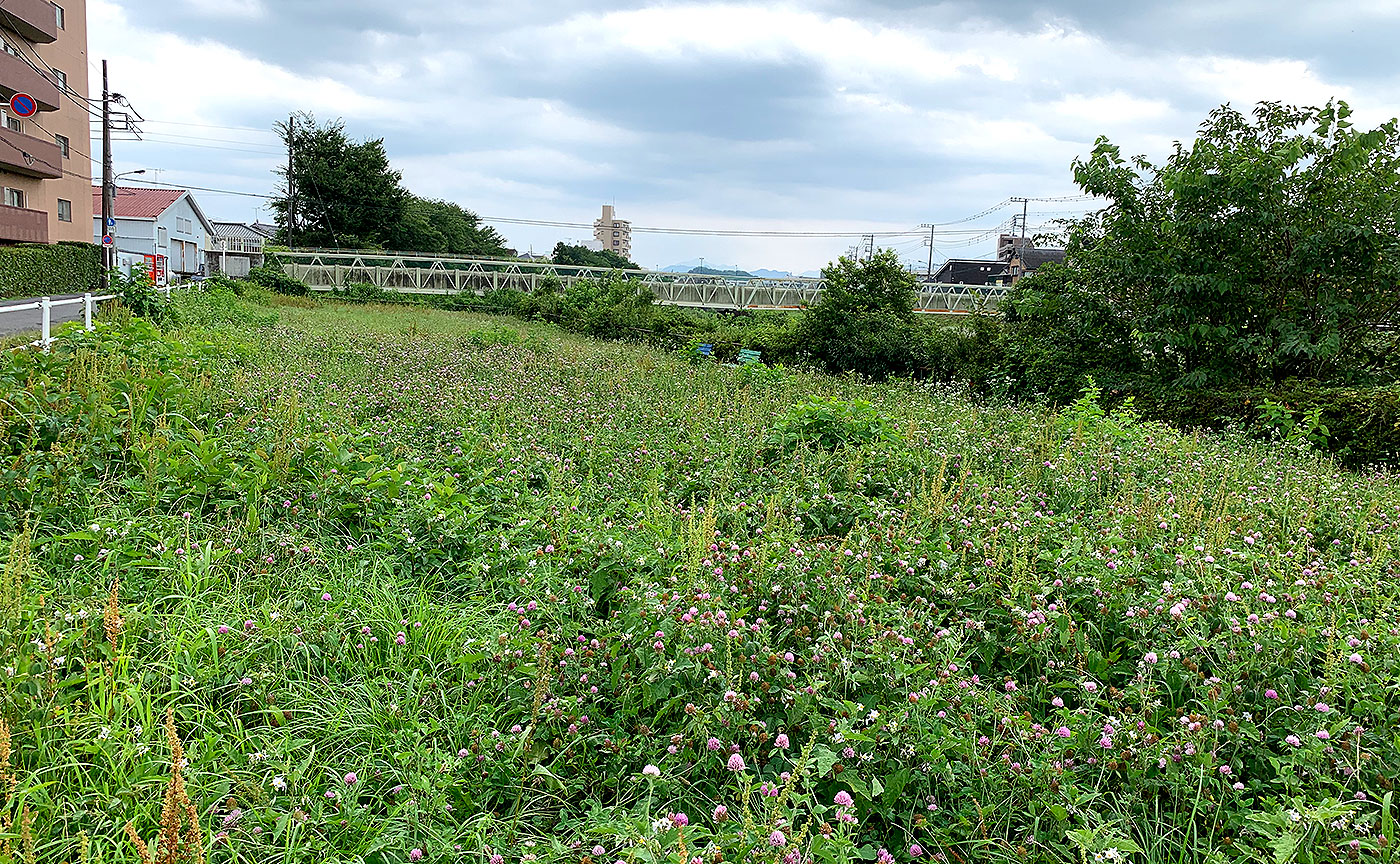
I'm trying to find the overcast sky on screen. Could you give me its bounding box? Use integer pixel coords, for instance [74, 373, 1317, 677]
[91, 0, 1400, 274]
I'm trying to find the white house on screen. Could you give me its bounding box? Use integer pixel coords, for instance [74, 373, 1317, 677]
[207, 222, 267, 278]
[92, 186, 215, 280]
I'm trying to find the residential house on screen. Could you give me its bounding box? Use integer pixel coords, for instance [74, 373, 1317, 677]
[931, 258, 1010, 286]
[997, 233, 1065, 282]
[207, 221, 266, 277]
[931, 235, 1067, 286]
[92, 186, 214, 280]
[0, 0, 92, 244]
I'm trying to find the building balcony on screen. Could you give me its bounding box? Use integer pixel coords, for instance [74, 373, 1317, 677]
[1, 0, 59, 44]
[0, 203, 48, 243]
[0, 50, 61, 112]
[0, 126, 61, 178]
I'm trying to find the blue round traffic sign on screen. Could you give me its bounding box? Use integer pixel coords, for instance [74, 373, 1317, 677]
[9, 93, 37, 118]
[102, 234, 113, 247]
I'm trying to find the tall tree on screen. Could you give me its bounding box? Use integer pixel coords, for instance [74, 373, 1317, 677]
[272, 113, 509, 256]
[272, 113, 409, 249]
[1065, 100, 1400, 386]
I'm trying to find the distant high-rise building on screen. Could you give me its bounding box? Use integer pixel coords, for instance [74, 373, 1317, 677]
[593, 204, 631, 259]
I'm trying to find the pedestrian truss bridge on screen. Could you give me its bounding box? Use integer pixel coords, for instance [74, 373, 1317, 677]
[279, 251, 1007, 315]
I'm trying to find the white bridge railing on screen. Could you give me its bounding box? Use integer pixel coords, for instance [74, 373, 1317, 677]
[278, 250, 1008, 315]
[1, 285, 184, 352]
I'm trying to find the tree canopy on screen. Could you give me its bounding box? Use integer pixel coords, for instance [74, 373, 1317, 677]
[271, 113, 508, 257]
[1055, 100, 1400, 388]
[550, 242, 637, 270]
[798, 249, 920, 375]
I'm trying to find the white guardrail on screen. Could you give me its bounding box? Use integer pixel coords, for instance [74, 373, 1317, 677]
[0, 285, 183, 352]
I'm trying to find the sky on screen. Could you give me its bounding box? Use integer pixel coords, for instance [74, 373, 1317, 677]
[89, 0, 1400, 274]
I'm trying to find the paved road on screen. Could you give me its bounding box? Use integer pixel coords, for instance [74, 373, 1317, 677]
[0, 294, 88, 339]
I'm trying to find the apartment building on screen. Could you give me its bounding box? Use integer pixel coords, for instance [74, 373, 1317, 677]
[592, 204, 632, 259]
[0, 0, 90, 245]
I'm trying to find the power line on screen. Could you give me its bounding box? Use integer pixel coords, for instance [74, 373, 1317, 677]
[0, 3, 103, 120]
[143, 119, 278, 135]
[480, 216, 926, 238]
[134, 131, 282, 149]
[88, 134, 281, 156]
[118, 177, 275, 199]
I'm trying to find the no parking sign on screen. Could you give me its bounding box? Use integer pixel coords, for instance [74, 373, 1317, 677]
[8, 93, 37, 118]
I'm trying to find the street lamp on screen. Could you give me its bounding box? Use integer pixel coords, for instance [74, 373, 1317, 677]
[102, 170, 146, 283]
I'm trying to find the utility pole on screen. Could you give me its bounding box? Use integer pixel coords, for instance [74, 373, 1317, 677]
[1009, 197, 1029, 242]
[286, 113, 297, 244]
[920, 223, 935, 277]
[100, 60, 113, 292]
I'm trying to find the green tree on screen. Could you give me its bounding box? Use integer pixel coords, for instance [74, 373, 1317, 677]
[551, 242, 638, 270]
[799, 249, 919, 376]
[271, 113, 409, 249]
[271, 113, 509, 257]
[1066, 100, 1400, 386]
[999, 261, 1141, 401]
[391, 197, 509, 257]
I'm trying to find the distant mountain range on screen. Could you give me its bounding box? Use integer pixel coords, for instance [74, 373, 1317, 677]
[659, 261, 799, 279]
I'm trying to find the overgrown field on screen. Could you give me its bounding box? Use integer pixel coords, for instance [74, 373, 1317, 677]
[2, 290, 1399, 864]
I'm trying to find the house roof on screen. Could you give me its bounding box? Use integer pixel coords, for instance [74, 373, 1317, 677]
[91, 187, 217, 236]
[212, 221, 266, 241]
[249, 222, 279, 238]
[1019, 247, 1066, 270]
[93, 187, 183, 219]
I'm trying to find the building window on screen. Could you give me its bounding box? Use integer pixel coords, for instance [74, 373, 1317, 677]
[5, 114, 21, 133]
[612, 231, 619, 237]
[2, 42, 19, 59]
[57, 198, 71, 222]
[53, 68, 66, 90]
[158, 226, 168, 246]
[5, 188, 25, 208]
[176, 217, 192, 234]
[54, 4, 65, 30]
[55, 134, 68, 157]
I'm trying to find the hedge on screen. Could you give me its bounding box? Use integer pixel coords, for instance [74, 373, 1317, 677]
[0, 242, 102, 300]
[1140, 382, 1400, 468]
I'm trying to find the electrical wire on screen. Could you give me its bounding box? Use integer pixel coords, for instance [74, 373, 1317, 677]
[0, 2, 104, 120]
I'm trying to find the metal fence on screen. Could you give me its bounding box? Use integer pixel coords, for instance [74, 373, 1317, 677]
[0, 285, 183, 352]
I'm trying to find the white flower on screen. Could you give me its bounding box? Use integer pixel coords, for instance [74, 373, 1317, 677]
[272, 776, 287, 791]
[642, 764, 661, 777]
[99, 726, 111, 740]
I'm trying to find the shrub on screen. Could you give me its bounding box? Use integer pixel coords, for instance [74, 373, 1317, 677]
[1139, 382, 1400, 467]
[998, 262, 1142, 403]
[0, 242, 101, 299]
[798, 250, 919, 378]
[248, 263, 309, 296]
[109, 267, 169, 324]
[764, 397, 901, 453]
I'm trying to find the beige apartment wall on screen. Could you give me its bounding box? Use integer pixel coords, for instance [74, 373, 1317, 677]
[32, 0, 90, 242]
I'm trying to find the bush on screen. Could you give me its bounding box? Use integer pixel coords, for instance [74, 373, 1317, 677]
[334, 281, 392, 303]
[0, 242, 101, 299]
[998, 262, 1141, 403]
[798, 250, 919, 378]
[1139, 382, 1400, 467]
[763, 396, 902, 453]
[248, 263, 309, 296]
[109, 267, 169, 324]
[903, 315, 1004, 387]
